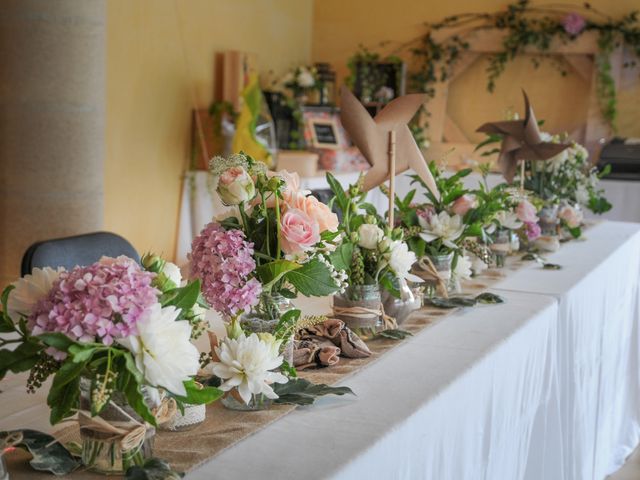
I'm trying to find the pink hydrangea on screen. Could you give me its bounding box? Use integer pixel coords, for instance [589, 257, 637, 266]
[29, 256, 159, 346]
[189, 222, 261, 317]
[525, 221, 542, 241]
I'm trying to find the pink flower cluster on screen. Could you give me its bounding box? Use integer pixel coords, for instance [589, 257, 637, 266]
[525, 222, 541, 241]
[189, 221, 261, 317]
[29, 256, 159, 346]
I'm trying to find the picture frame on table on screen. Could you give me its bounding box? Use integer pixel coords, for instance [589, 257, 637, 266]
[307, 118, 340, 149]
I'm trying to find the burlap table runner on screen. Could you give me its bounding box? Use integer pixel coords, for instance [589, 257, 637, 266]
[4, 254, 529, 478]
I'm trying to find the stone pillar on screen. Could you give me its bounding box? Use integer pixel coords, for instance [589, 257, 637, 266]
[0, 0, 105, 286]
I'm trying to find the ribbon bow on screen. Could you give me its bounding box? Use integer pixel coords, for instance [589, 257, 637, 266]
[416, 256, 450, 299]
[476, 90, 570, 183]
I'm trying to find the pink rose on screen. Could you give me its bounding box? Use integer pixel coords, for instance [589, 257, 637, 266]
[285, 192, 338, 233]
[525, 222, 541, 241]
[280, 208, 320, 255]
[516, 200, 538, 223]
[451, 195, 476, 216]
[217, 166, 255, 205]
[562, 13, 586, 36]
[558, 205, 583, 228]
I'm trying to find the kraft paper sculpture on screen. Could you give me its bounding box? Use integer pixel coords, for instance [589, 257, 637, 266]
[476, 90, 570, 183]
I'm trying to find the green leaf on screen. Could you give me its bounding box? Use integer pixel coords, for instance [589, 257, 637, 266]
[568, 226, 582, 239]
[376, 329, 413, 340]
[329, 243, 353, 272]
[425, 296, 477, 309]
[4, 429, 79, 475]
[172, 379, 223, 405]
[273, 378, 354, 405]
[475, 292, 505, 304]
[68, 344, 99, 363]
[125, 457, 184, 480]
[0, 341, 43, 375]
[123, 351, 144, 384]
[47, 360, 85, 424]
[49, 376, 80, 425]
[256, 260, 302, 290]
[124, 378, 157, 427]
[161, 280, 201, 312]
[543, 263, 562, 270]
[278, 288, 297, 299]
[38, 332, 77, 352]
[326, 172, 349, 213]
[0, 285, 15, 333]
[287, 259, 338, 296]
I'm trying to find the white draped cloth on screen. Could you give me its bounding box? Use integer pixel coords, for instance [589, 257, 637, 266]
[187, 221, 640, 480]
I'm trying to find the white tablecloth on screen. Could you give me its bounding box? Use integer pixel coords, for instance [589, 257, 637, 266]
[492, 221, 640, 479]
[191, 290, 560, 480]
[3, 221, 639, 479]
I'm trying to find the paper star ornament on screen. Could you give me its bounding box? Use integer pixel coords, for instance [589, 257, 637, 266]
[340, 86, 439, 197]
[476, 90, 570, 183]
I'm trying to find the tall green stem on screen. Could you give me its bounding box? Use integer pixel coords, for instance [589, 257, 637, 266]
[275, 194, 282, 260]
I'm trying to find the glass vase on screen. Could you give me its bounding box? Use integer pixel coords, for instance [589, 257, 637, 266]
[538, 204, 559, 236]
[241, 292, 295, 366]
[490, 229, 511, 268]
[381, 279, 422, 325]
[417, 252, 454, 298]
[221, 392, 273, 411]
[79, 378, 154, 474]
[333, 284, 383, 339]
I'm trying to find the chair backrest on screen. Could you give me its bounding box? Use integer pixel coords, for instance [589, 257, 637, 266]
[21, 231, 139, 276]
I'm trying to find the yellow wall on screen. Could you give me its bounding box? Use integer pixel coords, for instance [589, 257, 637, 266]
[105, 0, 313, 260]
[312, 0, 640, 143]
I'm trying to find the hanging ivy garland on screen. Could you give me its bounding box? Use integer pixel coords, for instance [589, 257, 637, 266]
[349, 0, 640, 135]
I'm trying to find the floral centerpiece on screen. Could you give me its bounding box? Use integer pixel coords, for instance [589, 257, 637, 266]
[188, 153, 346, 403]
[0, 255, 221, 474]
[519, 134, 610, 239]
[392, 162, 487, 294]
[326, 173, 420, 333]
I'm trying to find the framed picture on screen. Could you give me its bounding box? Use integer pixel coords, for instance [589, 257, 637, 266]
[307, 118, 340, 149]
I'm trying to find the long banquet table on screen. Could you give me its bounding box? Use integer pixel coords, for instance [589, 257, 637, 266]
[2, 221, 640, 479]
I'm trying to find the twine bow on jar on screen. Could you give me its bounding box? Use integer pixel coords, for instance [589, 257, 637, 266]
[416, 256, 450, 298]
[78, 407, 147, 453]
[332, 304, 397, 330]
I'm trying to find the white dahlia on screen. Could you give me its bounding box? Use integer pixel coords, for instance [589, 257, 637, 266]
[7, 267, 63, 322]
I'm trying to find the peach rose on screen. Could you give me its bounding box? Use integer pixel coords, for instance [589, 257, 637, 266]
[285, 192, 338, 233]
[516, 200, 538, 223]
[451, 195, 476, 216]
[280, 208, 320, 255]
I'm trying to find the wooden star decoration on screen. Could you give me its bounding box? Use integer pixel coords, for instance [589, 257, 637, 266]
[476, 90, 570, 183]
[340, 86, 439, 198]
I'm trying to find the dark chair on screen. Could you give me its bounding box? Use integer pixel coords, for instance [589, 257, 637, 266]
[21, 231, 139, 276]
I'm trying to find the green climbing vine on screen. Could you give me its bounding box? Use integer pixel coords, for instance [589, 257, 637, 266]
[350, 0, 640, 134]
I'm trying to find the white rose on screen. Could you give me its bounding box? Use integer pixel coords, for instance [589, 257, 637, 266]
[162, 261, 182, 287]
[386, 240, 419, 282]
[217, 166, 256, 206]
[118, 304, 200, 397]
[7, 267, 63, 322]
[357, 224, 384, 250]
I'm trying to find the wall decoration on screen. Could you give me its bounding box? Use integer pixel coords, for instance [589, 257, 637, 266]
[308, 118, 340, 149]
